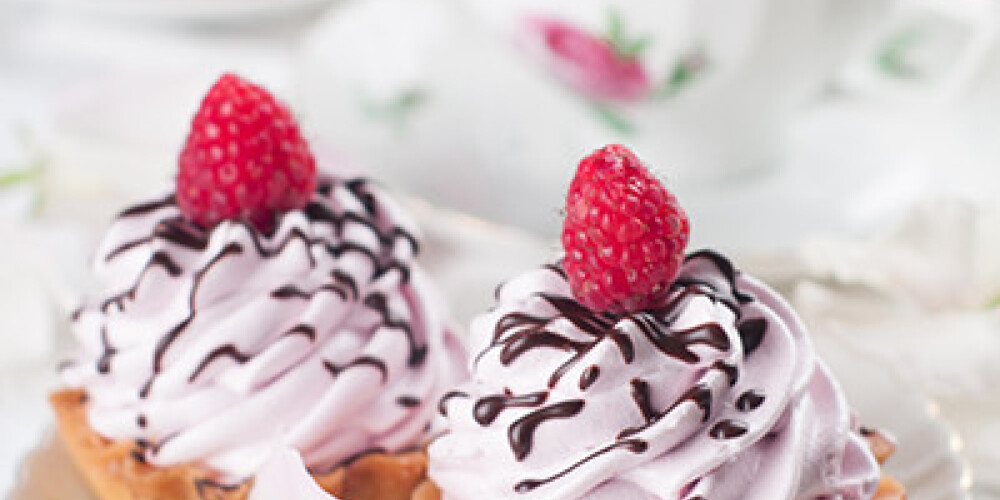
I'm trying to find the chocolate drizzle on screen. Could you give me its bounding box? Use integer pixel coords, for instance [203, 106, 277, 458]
[630, 379, 657, 423]
[140, 242, 243, 399]
[86, 177, 427, 409]
[618, 382, 713, 439]
[633, 316, 730, 364]
[474, 391, 548, 426]
[712, 360, 739, 387]
[271, 283, 348, 301]
[579, 365, 600, 390]
[738, 318, 767, 355]
[116, 194, 175, 218]
[508, 400, 584, 461]
[363, 293, 427, 367]
[153, 216, 211, 251]
[709, 419, 748, 439]
[736, 390, 765, 412]
[323, 356, 389, 383]
[148, 251, 183, 277]
[438, 390, 470, 416]
[193, 477, 248, 500]
[281, 324, 316, 342]
[396, 395, 421, 408]
[188, 344, 253, 383]
[96, 327, 116, 374]
[514, 439, 647, 493]
[483, 294, 626, 390]
[332, 270, 359, 300]
[682, 249, 755, 306]
[460, 252, 794, 495]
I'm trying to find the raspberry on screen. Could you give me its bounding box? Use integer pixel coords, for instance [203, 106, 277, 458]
[176, 73, 316, 231]
[561, 144, 689, 313]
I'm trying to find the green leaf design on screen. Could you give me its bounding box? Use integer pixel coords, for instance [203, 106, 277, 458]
[654, 47, 709, 100]
[590, 103, 635, 135]
[878, 27, 924, 79]
[606, 10, 625, 49]
[604, 9, 649, 60]
[0, 126, 50, 216]
[620, 37, 652, 60]
[390, 89, 428, 116]
[986, 294, 1000, 310]
[360, 88, 430, 130]
[0, 168, 37, 188]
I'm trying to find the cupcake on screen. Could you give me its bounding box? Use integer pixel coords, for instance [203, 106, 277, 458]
[428, 145, 905, 500]
[52, 74, 466, 500]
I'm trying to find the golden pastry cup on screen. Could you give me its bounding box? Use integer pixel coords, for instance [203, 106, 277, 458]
[50, 389, 441, 500]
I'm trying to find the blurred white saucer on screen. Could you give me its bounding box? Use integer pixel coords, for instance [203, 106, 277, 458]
[31, 0, 339, 25]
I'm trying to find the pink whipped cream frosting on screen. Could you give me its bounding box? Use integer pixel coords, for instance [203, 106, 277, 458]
[60, 175, 466, 482]
[429, 250, 881, 500]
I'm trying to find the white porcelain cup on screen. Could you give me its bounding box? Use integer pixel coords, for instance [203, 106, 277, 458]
[299, 0, 888, 236]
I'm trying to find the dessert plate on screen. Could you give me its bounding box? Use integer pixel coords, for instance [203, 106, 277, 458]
[8, 206, 972, 500]
[7, 335, 973, 500]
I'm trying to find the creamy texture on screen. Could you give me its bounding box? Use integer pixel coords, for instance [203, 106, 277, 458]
[61, 176, 466, 481]
[430, 250, 880, 500]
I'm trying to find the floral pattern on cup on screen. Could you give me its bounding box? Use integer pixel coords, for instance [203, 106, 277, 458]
[359, 87, 430, 131]
[520, 11, 708, 134]
[523, 14, 651, 103]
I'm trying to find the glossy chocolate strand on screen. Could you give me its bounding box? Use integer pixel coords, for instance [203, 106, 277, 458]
[712, 360, 739, 387]
[579, 365, 601, 390]
[363, 293, 427, 367]
[153, 216, 210, 251]
[438, 390, 471, 416]
[396, 395, 421, 408]
[709, 419, 748, 439]
[188, 344, 254, 383]
[618, 383, 713, 439]
[629, 379, 657, 423]
[331, 269, 359, 301]
[140, 243, 244, 398]
[514, 439, 648, 493]
[275, 325, 314, 343]
[632, 315, 730, 364]
[735, 390, 765, 412]
[484, 294, 630, 389]
[737, 318, 767, 355]
[148, 251, 183, 277]
[96, 327, 117, 374]
[271, 283, 348, 301]
[194, 477, 248, 500]
[509, 400, 585, 461]
[116, 194, 176, 218]
[323, 357, 389, 383]
[474, 391, 549, 426]
[684, 250, 755, 304]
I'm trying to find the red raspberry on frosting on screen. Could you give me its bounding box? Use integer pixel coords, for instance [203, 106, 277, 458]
[176, 73, 316, 231]
[562, 144, 690, 313]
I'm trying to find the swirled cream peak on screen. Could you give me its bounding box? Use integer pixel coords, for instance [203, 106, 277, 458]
[430, 250, 881, 500]
[61, 175, 466, 481]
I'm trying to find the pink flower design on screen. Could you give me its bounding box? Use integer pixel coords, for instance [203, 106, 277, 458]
[524, 16, 650, 103]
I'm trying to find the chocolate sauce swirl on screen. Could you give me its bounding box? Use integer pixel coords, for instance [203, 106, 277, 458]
[431, 250, 882, 500]
[508, 400, 585, 461]
[474, 391, 549, 426]
[63, 175, 465, 479]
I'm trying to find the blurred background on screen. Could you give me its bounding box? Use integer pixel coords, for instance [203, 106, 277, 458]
[2, 0, 999, 498]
